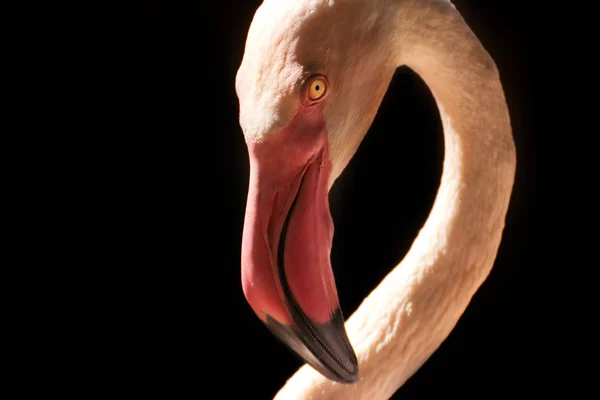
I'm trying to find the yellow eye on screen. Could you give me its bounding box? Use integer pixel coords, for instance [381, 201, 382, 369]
[307, 76, 327, 101]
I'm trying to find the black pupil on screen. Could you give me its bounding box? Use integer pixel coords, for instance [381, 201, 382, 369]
[315, 85, 320, 91]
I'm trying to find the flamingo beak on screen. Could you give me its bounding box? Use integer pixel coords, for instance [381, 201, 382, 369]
[241, 127, 359, 383]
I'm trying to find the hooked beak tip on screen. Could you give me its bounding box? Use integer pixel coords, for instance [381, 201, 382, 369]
[264, 308, 359, 384]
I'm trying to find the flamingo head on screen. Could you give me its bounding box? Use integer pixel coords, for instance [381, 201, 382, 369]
[235, 0, 395, 383]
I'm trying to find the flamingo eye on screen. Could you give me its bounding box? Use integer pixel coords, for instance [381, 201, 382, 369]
[306, 76, 328, 101]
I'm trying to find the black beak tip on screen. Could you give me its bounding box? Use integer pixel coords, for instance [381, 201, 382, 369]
[265, 311, 360, 384]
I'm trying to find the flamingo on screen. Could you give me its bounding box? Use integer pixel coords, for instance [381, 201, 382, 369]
[235, 0, 516, 398]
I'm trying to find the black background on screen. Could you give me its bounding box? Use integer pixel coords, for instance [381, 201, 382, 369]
[97, 1, 542, 398]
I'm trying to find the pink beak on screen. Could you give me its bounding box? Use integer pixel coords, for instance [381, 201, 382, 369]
[240, 109, 359, 383]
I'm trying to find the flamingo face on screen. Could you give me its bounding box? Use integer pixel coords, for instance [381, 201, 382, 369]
[237, 72, 358, 383]
[235, 0, 396, 384]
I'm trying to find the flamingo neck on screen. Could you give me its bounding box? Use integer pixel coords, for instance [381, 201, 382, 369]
[276, 0, 516, 398]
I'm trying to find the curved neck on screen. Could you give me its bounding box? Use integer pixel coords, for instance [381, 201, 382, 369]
[276, 1, 516, 398]
[396, 0, 516, 278]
